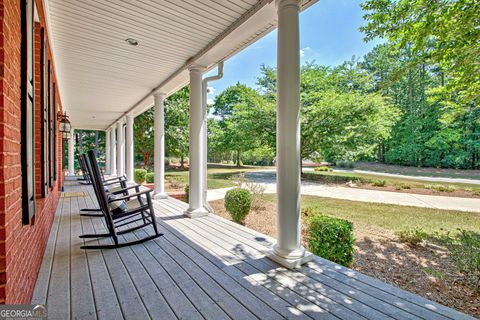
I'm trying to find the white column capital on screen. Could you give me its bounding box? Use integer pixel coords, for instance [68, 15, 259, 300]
[275, 0, 300, 10]
[188, 64, 207, 73]
[153, 91, 167, 99]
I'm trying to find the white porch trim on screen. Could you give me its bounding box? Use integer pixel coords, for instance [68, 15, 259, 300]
[185, 65, 209, 218]
[116, 121, 125, 177]
[105, 129, 111, 175]
[267, 0, 313, 269]
[68, 128, 75, 176]
[110, 125, 117, 176]
[153, 92, 167, 199]
[125, 115, 135, 182]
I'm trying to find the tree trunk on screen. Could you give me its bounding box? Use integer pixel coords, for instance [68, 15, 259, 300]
[143, 152, 151, 168]
[78, 130, 83, 154]
[236, 150, 241, 167]
[94, 131, 99, 157]
[180, 155, 185, 168]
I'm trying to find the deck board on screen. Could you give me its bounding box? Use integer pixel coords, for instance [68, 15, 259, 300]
[31, 181, 475, 320]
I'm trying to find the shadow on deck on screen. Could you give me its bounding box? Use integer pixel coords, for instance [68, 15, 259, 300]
[31, 179, 473, 320]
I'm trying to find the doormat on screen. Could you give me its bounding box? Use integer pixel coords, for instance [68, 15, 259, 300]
[61, 192, 88, 198]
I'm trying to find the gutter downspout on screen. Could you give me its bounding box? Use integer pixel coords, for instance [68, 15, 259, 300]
[201, 61, 224, 213]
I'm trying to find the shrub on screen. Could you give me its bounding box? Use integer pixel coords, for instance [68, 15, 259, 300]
[425, 184, 456, 192]
[303, 172, 370, 185]
[395, 183, 411, 190]
[184, 184, 189, 203]
[307, 214, 355, 267]
[450, 230, 480, 289]
[396, 228, 428, 246]
[336, 160, 355, 168]
[372, 179, 386, 187]
[229, 173, 266, 210]
[314, 166, 332, 172]
[167, 175, 184, 189]
[145, 172, 155, 183]
[224, 188, 252, 224]
[134, 169, 147, 184]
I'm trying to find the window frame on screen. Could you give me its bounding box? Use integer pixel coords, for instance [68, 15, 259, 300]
[21, 0, 36, 224]
[40, 27, 48, 197]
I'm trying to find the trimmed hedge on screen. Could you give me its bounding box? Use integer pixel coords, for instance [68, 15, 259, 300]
[224, 188, 252, 224]
[134, 169, 147, 184]
[184, 184, 189, 203]
[307, 213, 354, 267]
[302, 172, 371, 185]
[145, 172, 155, 183]
[314, 166, 332, 172]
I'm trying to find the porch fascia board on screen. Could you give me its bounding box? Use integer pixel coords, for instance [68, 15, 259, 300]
[106, 0, 318, 129]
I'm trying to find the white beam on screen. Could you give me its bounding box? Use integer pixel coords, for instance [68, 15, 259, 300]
[68, 128, 75, 176]
[185, 65, 209, 218]
[268, 0, 312, 269]
[116, 121, 125, 177]
[105, 129, 111, 175]
[126, 115, 135, 182]
[153, 93, 167, 199]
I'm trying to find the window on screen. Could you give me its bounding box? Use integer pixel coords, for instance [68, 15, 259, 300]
[40, 27, 48, 197]
[21, 0, 35, 224]
[53, 83, 57, 182]
[48, 60, 53, 188]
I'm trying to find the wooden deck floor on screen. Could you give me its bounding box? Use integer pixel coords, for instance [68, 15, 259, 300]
[31, 180, 474, 320]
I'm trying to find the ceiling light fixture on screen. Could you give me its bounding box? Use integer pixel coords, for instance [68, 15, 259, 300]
[125, 38, 139, 46]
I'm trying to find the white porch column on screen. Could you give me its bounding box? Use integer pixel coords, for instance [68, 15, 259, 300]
[116, 121, 125, 177]
[126, 115, 135, 182]
[153, 92, 167, 199]
[268, 0, 312, 269]
[105, 129, 111, 175]
[110, 126, 117, 176]
[185, 65, 208, 218]
[68, 128, 75, 176]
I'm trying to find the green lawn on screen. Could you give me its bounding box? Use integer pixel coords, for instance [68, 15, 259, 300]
[303, 170, 480, 195]
[261, 194, 480, 235]
[164, 164, 270, 189]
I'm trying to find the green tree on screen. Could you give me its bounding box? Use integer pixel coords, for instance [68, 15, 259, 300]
[360, 0, 480, 103]
[165, 87, 190, 167]
[134, 108, 154, 168]
[212, 83, 275, 166]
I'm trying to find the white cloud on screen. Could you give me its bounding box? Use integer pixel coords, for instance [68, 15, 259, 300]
[207, 98, 214, 105]
[300, 46, 311, 58]
[207, 86, 216, 95]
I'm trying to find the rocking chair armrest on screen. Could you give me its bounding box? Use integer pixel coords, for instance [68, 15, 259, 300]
[103, 176, 125, 182]
[103, 180, 124, 187]
[110, 185, 141, 194]
[108, 189, 153, 202]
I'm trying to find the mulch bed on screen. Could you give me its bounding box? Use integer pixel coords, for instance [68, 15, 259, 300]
[209, 199, 480, 318]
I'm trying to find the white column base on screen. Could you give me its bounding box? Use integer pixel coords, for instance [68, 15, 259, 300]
[153, 192, 168, 200]
[267, 245, 313, 269]
[184, 207, 209, 218]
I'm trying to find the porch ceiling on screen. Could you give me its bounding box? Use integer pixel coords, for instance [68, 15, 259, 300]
[45, 0, 316, 130]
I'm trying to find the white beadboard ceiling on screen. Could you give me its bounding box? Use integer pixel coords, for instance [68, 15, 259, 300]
[45, 0, 317, 130]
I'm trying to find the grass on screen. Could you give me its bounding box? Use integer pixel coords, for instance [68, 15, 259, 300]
[163, 164, 269, 190]
[303, 170, 480, 195]
[259, 194, 480, 235]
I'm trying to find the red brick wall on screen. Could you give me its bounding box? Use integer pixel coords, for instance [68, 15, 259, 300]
[0, 0, 64, 304]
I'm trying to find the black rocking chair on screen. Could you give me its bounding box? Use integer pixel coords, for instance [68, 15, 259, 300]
[79, 150, 163, 249]
[79, 153, 130, 216]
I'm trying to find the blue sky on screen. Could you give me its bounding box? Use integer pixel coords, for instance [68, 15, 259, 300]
[206, 0, 380, 103]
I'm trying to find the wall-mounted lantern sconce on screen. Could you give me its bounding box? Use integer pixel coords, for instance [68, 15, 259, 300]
[58, 111, 71, 136]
